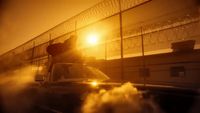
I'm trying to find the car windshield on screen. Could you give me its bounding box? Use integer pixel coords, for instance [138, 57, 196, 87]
[52, 63, 109, 82]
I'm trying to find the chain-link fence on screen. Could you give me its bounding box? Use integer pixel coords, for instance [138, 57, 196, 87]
[0, 0, 200, 80]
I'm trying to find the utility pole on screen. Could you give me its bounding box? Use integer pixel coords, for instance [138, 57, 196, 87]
[140, 26, 149, 87]
[31, 41, 35, 65]
[75, 21, 77, 35]
[119, 0, 124, 83]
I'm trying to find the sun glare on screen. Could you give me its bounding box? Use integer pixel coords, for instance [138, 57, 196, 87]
[87, 34, 99, 45]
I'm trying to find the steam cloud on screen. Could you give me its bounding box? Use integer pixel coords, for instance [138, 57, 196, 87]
[82, 83, 162, 113]
[0, 66, 37, 113]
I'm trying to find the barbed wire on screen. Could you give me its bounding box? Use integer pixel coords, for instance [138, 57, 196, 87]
[1, 0, 200, 61]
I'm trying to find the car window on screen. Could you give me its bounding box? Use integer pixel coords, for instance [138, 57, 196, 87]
[52, 63, 109, 81]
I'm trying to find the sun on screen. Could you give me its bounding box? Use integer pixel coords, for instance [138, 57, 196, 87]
[87, 34, 99, 45]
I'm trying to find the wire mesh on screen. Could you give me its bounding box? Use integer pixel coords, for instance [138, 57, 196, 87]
[0, 0, 199, 64]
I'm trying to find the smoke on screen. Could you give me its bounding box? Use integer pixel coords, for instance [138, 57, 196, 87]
[0, 65, 37, 113]
[82, 83, 162, 113]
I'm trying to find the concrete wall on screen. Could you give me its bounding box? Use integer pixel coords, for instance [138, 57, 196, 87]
[88, 49, 200, 88]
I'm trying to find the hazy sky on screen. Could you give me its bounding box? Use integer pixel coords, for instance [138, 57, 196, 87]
[0, 0, 102, 55]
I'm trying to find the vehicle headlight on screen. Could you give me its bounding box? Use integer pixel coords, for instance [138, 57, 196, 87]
[90, 81, 99, 87]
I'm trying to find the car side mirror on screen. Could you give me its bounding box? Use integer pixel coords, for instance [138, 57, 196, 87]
[35, 74, 44, 82]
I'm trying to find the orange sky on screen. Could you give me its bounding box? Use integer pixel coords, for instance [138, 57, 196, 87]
[0, 0, 102, 55]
